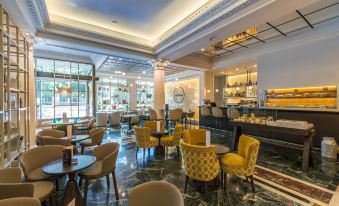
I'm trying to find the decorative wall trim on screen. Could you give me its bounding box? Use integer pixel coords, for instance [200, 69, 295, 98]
[44, 23, 154, 54]
[23, 0, 46, 30]
[156, 0, 261, 57]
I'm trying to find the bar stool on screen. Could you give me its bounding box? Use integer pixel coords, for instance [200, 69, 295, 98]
[212, 107, 226, 137]
[201, 107, 212, 128]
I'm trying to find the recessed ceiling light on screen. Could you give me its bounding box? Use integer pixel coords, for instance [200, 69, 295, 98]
[112, 20, 119, 24]
[175, 78, 178, 81]
[138, 76, 141, 79]
[118, 58, 122, 61]
[235, 68, 239, 71]
[254, 64, 257, 67]
[142, 71, 146, 74]
[122, 72, 125, 76]
[220, 71, 225, 74]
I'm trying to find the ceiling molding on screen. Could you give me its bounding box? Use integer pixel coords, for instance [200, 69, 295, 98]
[23, 0, 48, 31]
[156, 0, 262, 58]
[39, 23, 154, 54]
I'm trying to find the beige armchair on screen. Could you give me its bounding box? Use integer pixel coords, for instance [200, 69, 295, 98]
[39, 136, 72, 147]
[148, 108, 158, 121]
[20, 145, 64, 191]
[36, 129, 65, 145]
[0, 197, 41, 206]
[80, 127, 105, 154]
[128, 181, 184, 206]
[0, 168, 54, 205]
[169, 108, 183, 129]
[79, 142, 120, 205]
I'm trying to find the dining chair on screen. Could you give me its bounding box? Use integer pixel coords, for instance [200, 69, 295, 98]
[128, 181, 184, 206]
[179, 140, 219, 200]
[0, 197, 41, 206]
[36, 129, 65, 145]
[74, 118, 96, 134]
[220, 135, 260, 193]
[160, 123, 184, 158]
[79, 142, 120, 205]
[148, 108, 158, 121]
[133, 126, 159, 160]
[168, 108, 183, 129]
[143, 120, 164, 131]
[39, 136, 72, 147]
[20, 145, 64, 190]
[80, 127, 105, 154]
[183, 128, 207, 145]
[0, 167, 54, 205]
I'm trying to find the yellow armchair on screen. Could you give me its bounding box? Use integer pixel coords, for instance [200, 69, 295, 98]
[134, 126, 159, 160]
[183, 128, 206, 145]
[160, 123, 184, 158]
[220, 135, 260, 192]
[179, 140, 219, 200]
[143, 120, 164, 131]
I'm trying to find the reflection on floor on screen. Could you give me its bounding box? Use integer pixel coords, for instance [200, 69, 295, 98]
[60, 126, 338, 205]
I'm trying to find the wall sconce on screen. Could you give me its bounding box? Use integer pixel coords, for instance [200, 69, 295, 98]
[215, 89, 219, 93]
[207, 89, 211, 93]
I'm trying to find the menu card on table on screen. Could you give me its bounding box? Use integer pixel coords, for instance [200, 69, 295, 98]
[206, 131, 211, 146]
[63, 146, 73, 165]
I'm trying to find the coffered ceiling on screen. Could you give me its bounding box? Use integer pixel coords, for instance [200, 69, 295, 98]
[45, 0, 213, 42]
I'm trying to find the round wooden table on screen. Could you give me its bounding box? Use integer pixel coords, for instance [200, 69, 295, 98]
[43, 155, 96, 206]
[214, 144, 230, 155]
[61, 135, 90, 145]
[150, 130, 169, 155]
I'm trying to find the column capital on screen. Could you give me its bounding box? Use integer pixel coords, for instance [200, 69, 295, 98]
[150, 59, 170, 69]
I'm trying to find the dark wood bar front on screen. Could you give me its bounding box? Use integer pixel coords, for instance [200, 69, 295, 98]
[198, 106, 339, 148]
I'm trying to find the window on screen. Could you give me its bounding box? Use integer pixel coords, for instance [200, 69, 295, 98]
[35, 58, 94, 120]
[136, 80, 154, 109]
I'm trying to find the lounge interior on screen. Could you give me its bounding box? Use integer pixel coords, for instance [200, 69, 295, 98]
[0, 0, 338, 205]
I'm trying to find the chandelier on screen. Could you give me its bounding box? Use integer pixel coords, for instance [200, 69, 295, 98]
[56, 86, 72, 94]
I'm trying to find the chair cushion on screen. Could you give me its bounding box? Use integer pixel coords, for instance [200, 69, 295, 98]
[79, 161, 103, 178]
[27, 168, 51, 181]
[160, 136, 174, 146]
[32, 181, 54, 201]
[150, 137, 159, 147]
[80, 139, 93, 147]
[220, 153, 246, 167]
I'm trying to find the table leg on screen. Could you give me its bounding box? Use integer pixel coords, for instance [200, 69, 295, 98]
[63, 172, 83, 206]
[302, 134, 313, 172]
[231, 126, 242, 151]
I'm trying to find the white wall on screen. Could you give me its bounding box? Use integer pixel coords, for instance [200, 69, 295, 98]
[258, 34, 339, 90]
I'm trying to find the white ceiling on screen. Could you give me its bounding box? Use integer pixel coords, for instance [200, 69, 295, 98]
[45, 0, 211, 41]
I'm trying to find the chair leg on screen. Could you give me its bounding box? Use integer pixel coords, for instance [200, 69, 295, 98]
[148, 148, 150, 157]
[249, 175, 255, 193]
[81, 146, 85, 154]
[176, 146, 180, 159]
[136, 147, 139, 160]
[112, 170, 119, 200]
[184, 176, 189, 193]
[245, 176, 249, 182]
[48, 194, 54, 206]
[106, 175, 110, 188]
[83, 179, 89, 206]
[204, 182, 208, 200]
[224, 173, 227, 191]
[79, 177, 83, 188]
[143, 148, 145, 160]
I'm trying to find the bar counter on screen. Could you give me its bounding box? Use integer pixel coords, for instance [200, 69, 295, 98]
[198, 106, 339, 148]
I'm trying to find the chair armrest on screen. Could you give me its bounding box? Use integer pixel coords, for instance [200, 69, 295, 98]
[0, 183, 34, 200]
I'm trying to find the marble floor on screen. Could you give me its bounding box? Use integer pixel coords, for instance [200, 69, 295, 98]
[57, 126, 339, 206]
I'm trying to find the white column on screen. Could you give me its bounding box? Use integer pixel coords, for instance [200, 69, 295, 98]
[153, 60, 167, 119]
[128, 79, 137, 110]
